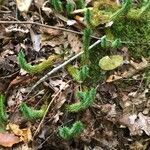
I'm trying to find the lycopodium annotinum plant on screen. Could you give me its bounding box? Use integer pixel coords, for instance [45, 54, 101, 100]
[0, 94, 8, 132]
[81, 28, 92, 65]
[76, 0, 85, 9]
[110, 0, 132, 21]
[20, 102, 47, 120]
[58, 121, 84, 140]
[67, 88, 96, 112]
[49, 0, 85, 14]
[17, 50, 59, 74]
[66, 0, 76, 16]
[128, 0, 150, 19]
[100, 35, 122, 49]
[67, 65, 89, 83]
[50, 0, 63, 12]
[84, 8, 92, 26]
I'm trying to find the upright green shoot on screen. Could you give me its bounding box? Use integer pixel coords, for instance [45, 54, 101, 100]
[110, 0, 132, 21]
[67, 88, 96, 112]
[67, 65, 89, 83]
[76, 0, 85, 9]
[84, 8, 91, 26]
[58, 121, 84, 140]
[50, 0, 63, 12]
[66, 0, 76, 16]
[0, 95, 8, 132]
[82, 28, 92, 65]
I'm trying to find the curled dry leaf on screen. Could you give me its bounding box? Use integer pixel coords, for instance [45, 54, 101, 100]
[106, 57, 148, 82]
[16, 0, 33, 12]
[119, 113, 150, 136]
[7, 123, 32, 142]
[0, 132, 20, 147]
[30, 29, 41, 52]
[65, 32, 82, 54]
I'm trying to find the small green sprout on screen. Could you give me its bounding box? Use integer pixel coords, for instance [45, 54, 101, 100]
[110, 0, 132, 21]
[66, 0, 76, 16]
[76, 0, 85, 9]
[101, 35, 109, 48]
[67, 88, 96, 112]
[20, 102, 47, 120]
[82, 28, 92, 64]
[50, 0, 63, 12]
[67, 65, 89, 83]
[78, 65, 89, 82]
[17, 50, 59, 74]
[101, 36, 122, 49]
[0, 94, 8, 132]
[111, 38, 122, 48]
[138, 0, 150, 17]
[84, 8, 91, 26]
[58, 121, 84, 140]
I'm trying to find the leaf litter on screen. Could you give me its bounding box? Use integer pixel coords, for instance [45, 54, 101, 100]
[0, 0, 150, 149]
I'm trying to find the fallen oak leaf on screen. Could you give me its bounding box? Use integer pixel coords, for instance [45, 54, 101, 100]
[106, 57, 149, 82]
[106, 74, 122, 82]
[7, 123, 32, 142]
[119, 113, 150, 136]
[6, 76, 37, 93]
[0, 132, 20, 147]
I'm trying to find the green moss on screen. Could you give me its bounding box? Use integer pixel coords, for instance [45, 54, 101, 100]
[91, 0, 150, 58]
[110, 0, 132, 21]
[111, 18, 150, 58]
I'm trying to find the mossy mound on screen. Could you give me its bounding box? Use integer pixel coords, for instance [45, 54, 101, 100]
[111, 17, 150, 58]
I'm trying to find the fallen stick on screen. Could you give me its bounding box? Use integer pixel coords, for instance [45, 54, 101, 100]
[0, 20, 99, 39]
[27, 39, 102, 95]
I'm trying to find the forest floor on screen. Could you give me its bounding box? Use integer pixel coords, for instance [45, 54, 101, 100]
[0, 0, 150, 149]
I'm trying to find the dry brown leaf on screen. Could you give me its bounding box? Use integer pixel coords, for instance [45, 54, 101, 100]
[7, 123, 22, 136]
[119, 113, 150, 136]
[41, 35, 66, 48]
[20, 128, 32, 142]
[106, 57, 149, 82]
[130, 141, 149, 150]
[49, 79, 69, 91]
[7, 76, 37, 93]
[65, 32, 82, 54]
[16, 0, 33, 12]
[30, 29, 41, 52]
[106, 74, 122, 82]
[40, 27, 62, 36]
[34, 0, 45, 8]
[0, 132, 20, 147]
[7, 123, 32, 142]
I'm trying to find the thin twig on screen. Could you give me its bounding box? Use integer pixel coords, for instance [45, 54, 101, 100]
[27, 39, 102, 96]
[37, 119, 73, 149]
[33, 91, 60, 138]
[0, 20, 99, 39]
[0, 21, 149, 45]
[33, 81, 70, 138]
